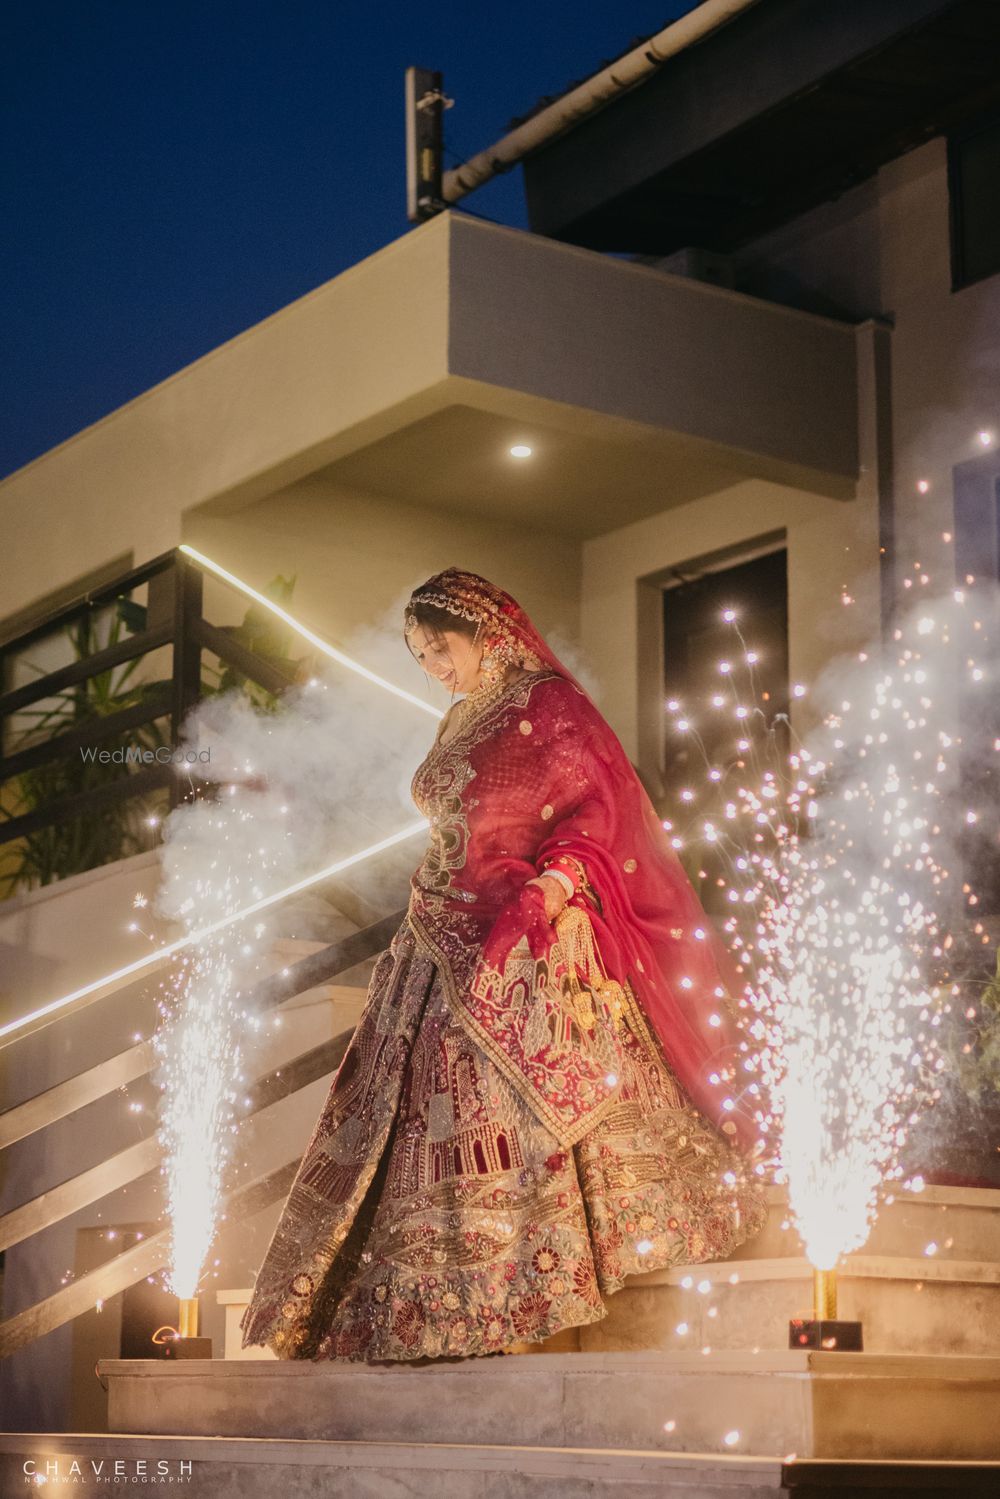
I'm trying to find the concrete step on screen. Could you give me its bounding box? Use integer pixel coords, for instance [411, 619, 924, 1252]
[585, 1183, 999, 1362]
[266, 933, 379, 993]
[221, 1182, 1000, 1364]
[96, 1349, 1000, 1462]
[5, 1438, 1000, 1499]
[268, 935, 352, 961]
[218, 1246, 1000, 1363]
[236, 938, 369, 1080]
[580, 1250, 1000, 1359]
[0, 1433, 787, 1498]
[731, 1184, 1000, 1265]
[269, 891, 366, 945]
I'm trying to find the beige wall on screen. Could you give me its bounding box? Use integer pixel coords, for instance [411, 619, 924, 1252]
[184, 474, 583, 677]
[581, 478, 880, 789]
[732, 137, 1000, 590]
[447, 215, 858, 488]
[0, 215, 453, 626]
[593, 136, 1000, 787]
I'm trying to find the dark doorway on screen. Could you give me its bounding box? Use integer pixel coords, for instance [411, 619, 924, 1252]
[952, 455, 1000, 914]
[661, 548, 789, 915]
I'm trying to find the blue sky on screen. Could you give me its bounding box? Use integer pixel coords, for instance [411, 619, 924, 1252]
[1, 1, 695, 480]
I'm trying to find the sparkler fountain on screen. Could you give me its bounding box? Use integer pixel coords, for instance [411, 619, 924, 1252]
[662, 577, 995, 1353]
[151, 793, 291, 1356]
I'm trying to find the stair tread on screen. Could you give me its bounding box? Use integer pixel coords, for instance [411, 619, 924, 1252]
[0, 1430, 784, 1472]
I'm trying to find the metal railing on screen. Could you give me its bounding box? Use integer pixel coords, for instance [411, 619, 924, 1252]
[0, 549, 301, 889]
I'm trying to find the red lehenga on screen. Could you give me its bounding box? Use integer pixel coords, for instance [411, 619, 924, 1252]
[240, 641, 769, 1362]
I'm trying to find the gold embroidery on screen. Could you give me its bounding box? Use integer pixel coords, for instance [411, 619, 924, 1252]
[519, 719, 533, 735]
[623, 858, 637, 873]
[541, 803, 554, 820]
[411, 674, 557, 900]
[242, 919, 768, 1363]
[408, 904, 620, 1148]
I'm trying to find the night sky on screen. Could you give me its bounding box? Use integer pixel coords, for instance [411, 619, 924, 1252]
[2, 1, 695, 481]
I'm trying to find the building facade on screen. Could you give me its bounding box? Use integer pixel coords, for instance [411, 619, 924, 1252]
[2, 0, 999, 1435]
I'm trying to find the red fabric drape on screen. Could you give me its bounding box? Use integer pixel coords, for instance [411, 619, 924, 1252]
[475, 680, 759, 1153]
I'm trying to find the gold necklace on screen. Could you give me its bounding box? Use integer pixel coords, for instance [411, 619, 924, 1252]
[457, 662, 516, 729]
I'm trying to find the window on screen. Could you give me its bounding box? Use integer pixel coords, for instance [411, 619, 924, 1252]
[949, 113, 1000, 291]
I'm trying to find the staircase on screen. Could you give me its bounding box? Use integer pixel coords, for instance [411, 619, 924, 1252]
[0, 541, 425, 1433]
[3, 1349, 1000, 1496]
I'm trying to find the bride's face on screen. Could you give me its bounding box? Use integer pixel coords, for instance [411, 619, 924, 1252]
[407, 622, 483, 694]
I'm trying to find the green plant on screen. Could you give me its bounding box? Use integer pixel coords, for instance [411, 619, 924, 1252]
[0, 573, 307, 898]
[200, 573, 306, 712]
[944, 947, 1000, 1105]
[0, 601, 172, 896]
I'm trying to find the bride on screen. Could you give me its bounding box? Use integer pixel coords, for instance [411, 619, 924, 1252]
[240, 568, 768, 1361]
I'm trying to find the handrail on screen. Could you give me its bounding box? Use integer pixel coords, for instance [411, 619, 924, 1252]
[0, 1034, 353, 1356]
[0, 550, 177, 656]
[0, 902, 403, 1053]
[192, 618, 298, 698]
[0, 544, 418, 1364]
[0, 685, 174, 781]
[0, 1041, 154, 1151]
[0, 621, 173, 717]
[0, 1024, 362, 1255]
[0, 763, 176, 848]
[0, 546, 301, 865]
[0, 910, 401, 1122]
[0, 1136, 161, 1256]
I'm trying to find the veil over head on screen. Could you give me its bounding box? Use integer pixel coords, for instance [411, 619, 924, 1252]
[405, 568, 759, 1153]
[406, 567, 590, 692]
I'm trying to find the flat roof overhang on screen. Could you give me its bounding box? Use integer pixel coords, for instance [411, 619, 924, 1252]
[2, 214, 860, 548]
[521, 0, 1000, 255]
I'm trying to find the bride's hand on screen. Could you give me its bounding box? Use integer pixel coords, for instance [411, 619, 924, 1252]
[531, 873, 569, 922]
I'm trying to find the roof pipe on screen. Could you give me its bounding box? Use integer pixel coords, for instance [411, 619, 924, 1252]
[442, 0, 762, 204]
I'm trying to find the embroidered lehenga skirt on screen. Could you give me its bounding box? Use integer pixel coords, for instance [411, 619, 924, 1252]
[243, 914, 768, 1363]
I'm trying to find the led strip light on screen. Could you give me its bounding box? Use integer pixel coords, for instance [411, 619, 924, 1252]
[0, 820, 429, 1049]
[180, 544, 442, 718]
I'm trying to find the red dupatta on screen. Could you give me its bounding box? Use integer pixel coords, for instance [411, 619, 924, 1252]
[406, 570, 761, 1155]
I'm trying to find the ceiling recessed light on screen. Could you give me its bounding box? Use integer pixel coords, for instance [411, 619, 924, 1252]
[509, 444, 533, 458]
